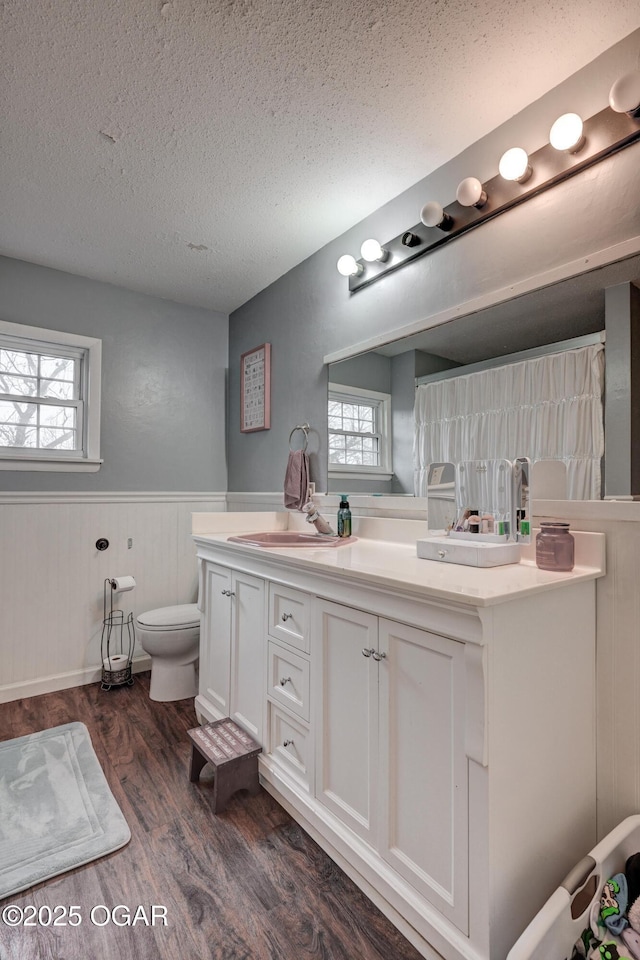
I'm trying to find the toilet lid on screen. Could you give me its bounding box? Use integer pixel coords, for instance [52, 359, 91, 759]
[137, 603, 200, 629]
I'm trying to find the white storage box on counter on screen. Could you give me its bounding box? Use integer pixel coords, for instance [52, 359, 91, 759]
[420, 457, 530, 566]
[507, 815, 640, 959]
[416, 535, 521, 567]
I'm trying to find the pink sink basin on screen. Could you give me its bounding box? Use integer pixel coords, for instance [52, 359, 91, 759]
[228, 531, 357, 547]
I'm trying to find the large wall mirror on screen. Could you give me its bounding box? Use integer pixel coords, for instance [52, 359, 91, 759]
[327, 250, 640, 500]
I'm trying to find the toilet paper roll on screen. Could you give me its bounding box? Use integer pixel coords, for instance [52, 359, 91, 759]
[103, 654, 129, 671]
[110, 576, 136, 592]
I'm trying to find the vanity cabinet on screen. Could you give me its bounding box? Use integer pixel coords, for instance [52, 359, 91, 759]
[195, 527, 603, 960]
[315, 600, 468, 932]
[198, 561, 265, 744]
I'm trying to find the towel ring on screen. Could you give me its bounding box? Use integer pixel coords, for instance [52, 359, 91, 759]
[289, 423, 310, 452]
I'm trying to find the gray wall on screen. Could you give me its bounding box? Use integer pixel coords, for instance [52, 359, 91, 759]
[328, 352, 391, 393]
[0, 257, 228, 491]
[227, 30, 640, 494]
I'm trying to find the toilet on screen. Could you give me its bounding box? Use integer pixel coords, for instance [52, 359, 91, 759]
[135, 603, 200, 702]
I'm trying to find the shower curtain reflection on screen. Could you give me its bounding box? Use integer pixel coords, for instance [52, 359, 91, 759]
[413, 342, 605, 500]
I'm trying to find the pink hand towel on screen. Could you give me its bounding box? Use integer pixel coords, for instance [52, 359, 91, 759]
[284, 449, 310, 510]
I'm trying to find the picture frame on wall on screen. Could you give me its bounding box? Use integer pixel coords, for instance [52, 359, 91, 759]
[240, 343, 271, 433]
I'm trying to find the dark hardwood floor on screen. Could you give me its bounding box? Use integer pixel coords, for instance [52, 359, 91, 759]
[0, 675, 423, 960]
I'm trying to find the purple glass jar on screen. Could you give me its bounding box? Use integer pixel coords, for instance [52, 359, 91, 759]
[535, 521, 575, 572]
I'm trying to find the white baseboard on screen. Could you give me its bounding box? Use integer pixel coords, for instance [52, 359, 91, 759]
[0, 655, 152, 703]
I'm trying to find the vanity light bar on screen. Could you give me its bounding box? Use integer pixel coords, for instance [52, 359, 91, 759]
[340, 75, 640, 293]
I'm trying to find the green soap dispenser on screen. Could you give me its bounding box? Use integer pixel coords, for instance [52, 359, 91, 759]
[337, 495, 352, 538]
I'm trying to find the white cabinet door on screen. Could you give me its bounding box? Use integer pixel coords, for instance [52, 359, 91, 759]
[378, 618, 469, 934]
[315, 599, 379, 845]
[229, 571, 265, 744]
[200, 562, 232, 718]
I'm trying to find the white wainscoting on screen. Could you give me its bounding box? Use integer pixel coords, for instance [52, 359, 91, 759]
[0, 492, 225, 702]
[225, 491, 430, 519]
[225, 492, 286, 512]
[534, 500, 640, 839]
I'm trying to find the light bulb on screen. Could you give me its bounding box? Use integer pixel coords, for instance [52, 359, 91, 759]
[336, 254, 362, 277]
[498, 147, 532, 183]
[420, 201, 454, 231]
[456, 177, 488, 208]
[609, 70, 640, 117]
[360, 238, 388, 262]
[549, 113, 584, 152]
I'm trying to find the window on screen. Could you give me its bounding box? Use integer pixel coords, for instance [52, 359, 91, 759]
[328, 383, 392, 479]
[0, 320, 102, 471]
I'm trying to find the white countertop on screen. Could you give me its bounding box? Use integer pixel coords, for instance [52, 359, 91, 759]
[192, 512, 606, 608]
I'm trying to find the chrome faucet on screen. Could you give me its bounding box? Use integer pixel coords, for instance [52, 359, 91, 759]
[303, 501, 335, 536]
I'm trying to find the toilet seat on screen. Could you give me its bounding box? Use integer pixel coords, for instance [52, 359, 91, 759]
[136, 603, 199, 630]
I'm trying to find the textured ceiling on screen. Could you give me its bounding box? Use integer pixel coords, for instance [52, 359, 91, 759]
[2, 0, 638, 314]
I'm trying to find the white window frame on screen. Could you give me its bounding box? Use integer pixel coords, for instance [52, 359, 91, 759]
[328, 382, 392, 481]
[0, 319, 102, 472]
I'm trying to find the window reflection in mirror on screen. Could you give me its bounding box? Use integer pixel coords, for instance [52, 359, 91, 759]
[327, 351, 456, 495]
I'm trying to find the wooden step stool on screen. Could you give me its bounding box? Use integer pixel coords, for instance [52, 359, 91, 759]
[187, 718, 262, 813]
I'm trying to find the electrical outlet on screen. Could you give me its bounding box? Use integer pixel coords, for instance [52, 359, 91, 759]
[127, 538, 133, 549]
[307, 482, 316, 497]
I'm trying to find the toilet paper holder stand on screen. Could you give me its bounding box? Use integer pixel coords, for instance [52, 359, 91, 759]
[100, 578, 135, 691]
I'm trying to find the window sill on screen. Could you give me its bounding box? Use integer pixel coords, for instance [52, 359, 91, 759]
[0, 456, 103, 472]
[328, 469, 393, 482]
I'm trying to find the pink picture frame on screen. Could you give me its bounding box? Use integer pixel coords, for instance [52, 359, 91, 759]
[240, 343, 271, 433]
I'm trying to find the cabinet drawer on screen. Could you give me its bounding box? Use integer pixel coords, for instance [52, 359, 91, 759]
[268, 641, 310, 721]
[268, 583, 310, 653]
[268, 704, 312, 792]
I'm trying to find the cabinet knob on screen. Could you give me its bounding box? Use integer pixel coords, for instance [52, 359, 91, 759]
[279, 676, 292, 686]
[362, 647, 374, 658]
[437, 549, 447, 559]
[221, 589, 230, 596]
[372, 650, 387, 661]
[281, 612, 293, 622]
[283, 739, 294, 747]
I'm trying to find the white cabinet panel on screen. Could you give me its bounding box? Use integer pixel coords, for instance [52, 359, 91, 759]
[199, 563, 265, 744]
[378, 618, 468, 934]
[229, 571, 265, 744]
[315, 599, 379, 845]
[200, 562, 232, 717]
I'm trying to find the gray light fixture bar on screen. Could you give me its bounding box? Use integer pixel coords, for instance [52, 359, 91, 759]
[347, 106, 640, 293]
